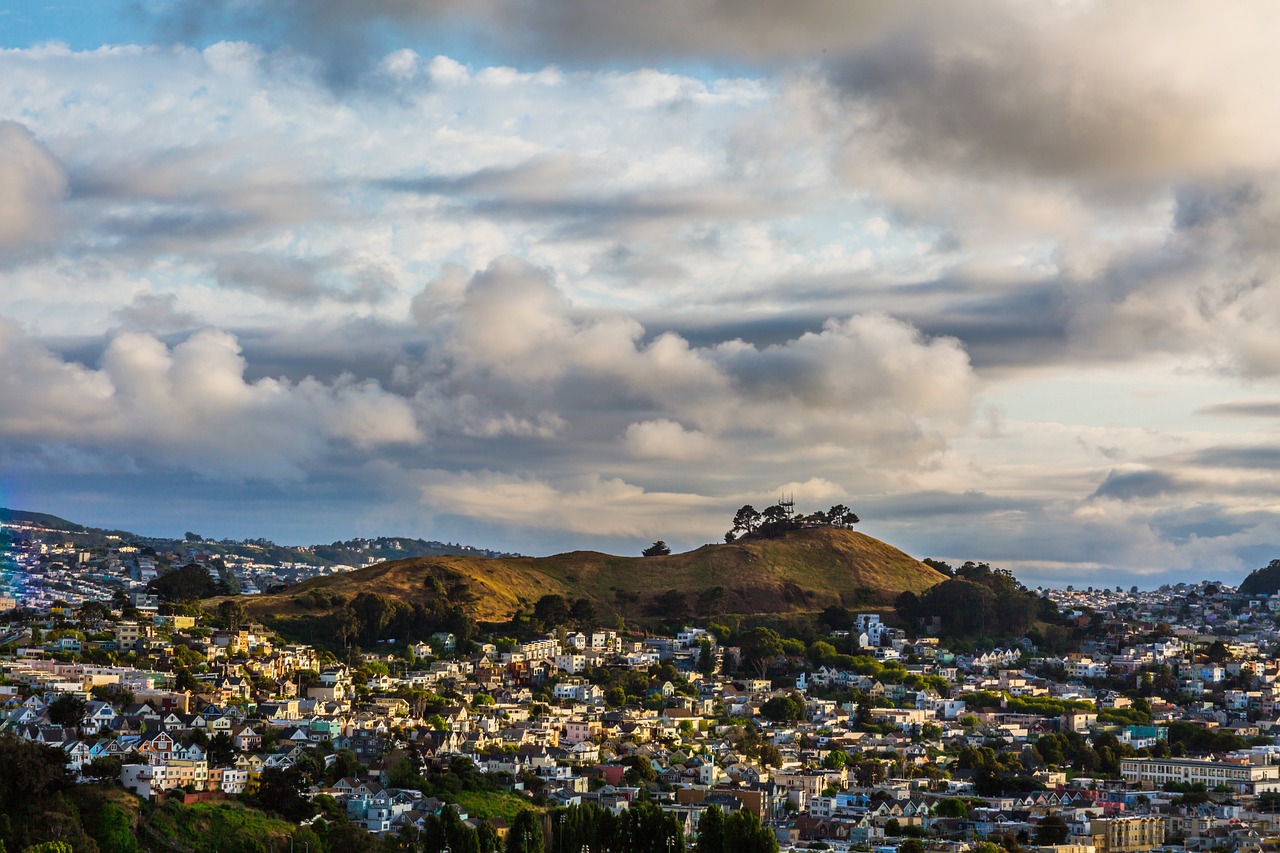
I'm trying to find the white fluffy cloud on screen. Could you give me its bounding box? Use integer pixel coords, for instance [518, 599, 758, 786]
[0, 320, 421, 479]
[0, 121, 66, 251]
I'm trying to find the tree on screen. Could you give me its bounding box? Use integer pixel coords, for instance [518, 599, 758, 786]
[216, 598, 248, 631]
[723, 809, 778, 853]
[1035, 815, 1069, 846]
[642, 541, 671, 557]
[624, 756, 657, 786]
[505, 810, 543, 853]
[738, 626, 783, 677]
[252, 767, 313, 821]
[85, 755, 123, 784]
[569, 597, 595, 625]
[207, 731, 235, 768]
[731, 505, 762, 536]
[826, 505, 859, 527]
[533, 594, 570, 628]
[47, 694, 86, 729]
[822, 750, 849, 770]
[760, 693, 806, 723]
[696, 804, 726, 853]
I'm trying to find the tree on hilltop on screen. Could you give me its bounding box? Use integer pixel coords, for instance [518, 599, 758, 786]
[642, 540, 671, 557]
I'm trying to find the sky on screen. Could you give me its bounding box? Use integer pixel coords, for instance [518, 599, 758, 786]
[3, 1, 1280, 587]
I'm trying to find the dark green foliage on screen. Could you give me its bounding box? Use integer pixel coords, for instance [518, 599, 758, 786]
[913, 562, 1045, 639]
[1166, 720, 1247, 753]
[47, 693, 86, 728]
[85, 755, 123, 784]
[738, 626, 783, 676]
[319, 590, 475, 649]
[760, 693, 806, 722]
[1035, 815, 1070, 845]
[0, 735, 98, 851]
[148, 562, 231, 602]
[1239, 559, 1280, 594]
[533, 594, 569, 627]
[251, 768, 314, 821]
[505, 810, 543, 853]
[642, 541, 672, 557]
[696, 804, 726, 853]
[922, 558, 953, 575]
[549, 803, 686, 853]
[723, 809, 778, 853]
[97, 803, 138, 853]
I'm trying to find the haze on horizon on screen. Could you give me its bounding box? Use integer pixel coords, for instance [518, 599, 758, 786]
[2, 0, 1280, 588]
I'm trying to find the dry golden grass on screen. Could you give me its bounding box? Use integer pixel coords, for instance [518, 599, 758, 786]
[230, 526, 947, 623]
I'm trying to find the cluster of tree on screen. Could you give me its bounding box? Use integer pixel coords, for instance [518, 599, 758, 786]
[1239, 558, 1280, 595]
[961, 691, 1094, 718]
[692, 805, 779, 853]
[0, 734, 126, 851]
[725, 502, 858, 541]
[1165, 719, 1251, 754]
[330, 589, 476, 649]
[957, 744, 1049, 796]
[548, 802, 697, 853]
[642, 540, 671, 557]
[1031, 731, 1129, 779]
[759, 692, 808, 723]
[147, 562, 232, 602]
[530, 594, 595, 630]
[895, 562, 1059, 640]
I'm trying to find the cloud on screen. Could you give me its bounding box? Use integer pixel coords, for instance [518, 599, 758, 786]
[1090, 468, 1185, 502]
[1198, 400, 1280, 418]
[1187, 446, 1280, 471]
[0, 122, 67, 251]
[0, 320, 421, 480]
[112, 292, 201, 333]
[417, 470, 719, 538]
[624, 419, 713, 461]
[427, 257, 976, 467]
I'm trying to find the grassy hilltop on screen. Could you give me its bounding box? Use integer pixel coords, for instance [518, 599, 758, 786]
[231, 526, 948, 628]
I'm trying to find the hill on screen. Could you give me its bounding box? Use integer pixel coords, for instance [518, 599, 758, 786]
[227, 527, 948, 635]
[1239, 559, 1280, 595]
[0, 507, 86, 532]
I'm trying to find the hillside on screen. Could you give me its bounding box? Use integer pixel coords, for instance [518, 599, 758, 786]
[1238, 559, 1280, 595]
[229, 526, 948, 628]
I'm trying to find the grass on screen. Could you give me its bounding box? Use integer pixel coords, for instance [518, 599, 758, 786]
[448, 789, 533, 823]
[223, 526, 947, 627]
[144, 800, 298, 853]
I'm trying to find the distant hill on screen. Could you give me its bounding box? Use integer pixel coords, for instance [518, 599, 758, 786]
[228, 526, 949, 627]
[0, 507, 515, 567]
[1239, 559, 1280, 595]
[0, 508, 86, 532]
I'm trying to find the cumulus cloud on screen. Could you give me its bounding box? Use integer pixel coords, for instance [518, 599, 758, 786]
[0, 122, 67, 251]
[428, 257, 976, 466]
[624, 419, 713, 461]
[0, 320, 421, 479]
